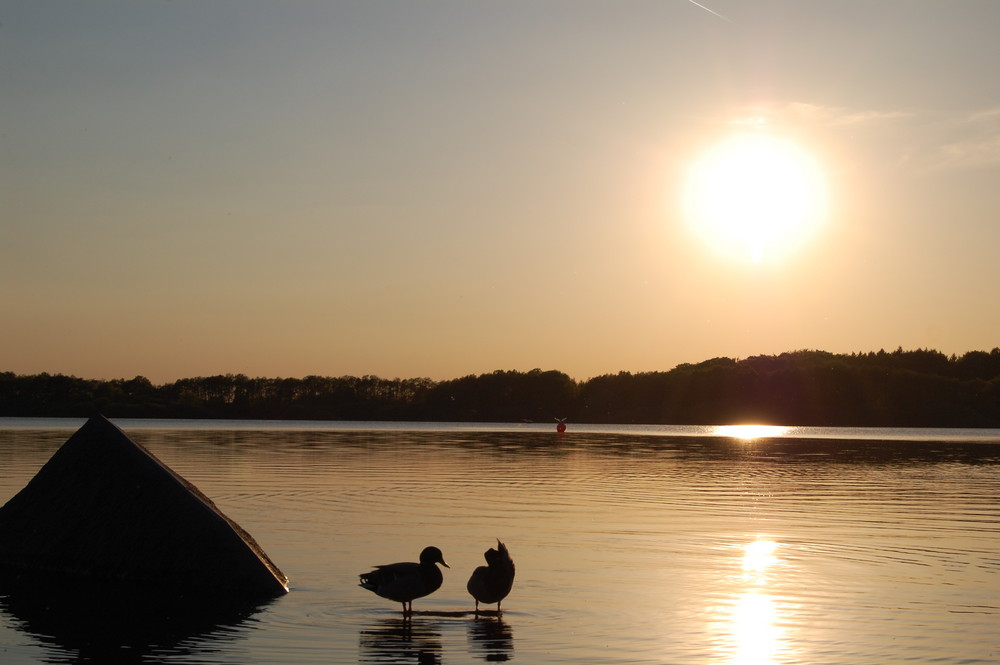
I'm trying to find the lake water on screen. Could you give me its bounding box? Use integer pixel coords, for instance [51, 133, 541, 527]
[1, 419, 999, 664]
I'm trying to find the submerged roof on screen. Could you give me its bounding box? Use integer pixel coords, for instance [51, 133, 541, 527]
[0, 415, 288, 597]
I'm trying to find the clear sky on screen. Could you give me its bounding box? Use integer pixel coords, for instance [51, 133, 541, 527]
[3, 1, 999, 384]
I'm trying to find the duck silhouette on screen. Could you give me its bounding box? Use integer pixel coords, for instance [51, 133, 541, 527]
[467, 540, 515, 615]
[359, 546, 449, 616]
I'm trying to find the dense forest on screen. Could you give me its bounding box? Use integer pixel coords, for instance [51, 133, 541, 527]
[2, 348, 1000, 427]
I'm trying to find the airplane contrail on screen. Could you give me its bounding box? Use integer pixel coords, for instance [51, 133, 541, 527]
[686, 0, 733, 23]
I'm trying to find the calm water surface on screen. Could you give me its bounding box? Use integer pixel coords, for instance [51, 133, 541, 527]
[0, 419, 998, 664]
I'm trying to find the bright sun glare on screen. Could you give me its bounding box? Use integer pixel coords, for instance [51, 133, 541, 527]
[714, 425, 791, 440]
[684, 133, 829, 264]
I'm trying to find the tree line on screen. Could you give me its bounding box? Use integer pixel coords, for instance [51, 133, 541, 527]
[2, 347, 999, 426]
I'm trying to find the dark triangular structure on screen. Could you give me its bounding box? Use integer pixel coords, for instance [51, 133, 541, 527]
[0, 415, 288, 597]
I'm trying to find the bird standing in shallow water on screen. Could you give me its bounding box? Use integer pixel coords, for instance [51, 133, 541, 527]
[359, 546, 449, 616]
[467, 540, 515, 615]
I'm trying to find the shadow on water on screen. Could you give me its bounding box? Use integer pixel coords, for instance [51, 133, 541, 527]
[359, 616, 443, 664]
[357, 613, 516, 664]
[0, 573, 274, 663]
[467, 616, 514, 662]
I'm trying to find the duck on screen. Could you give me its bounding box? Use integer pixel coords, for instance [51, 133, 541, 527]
[359, 546, 449, 616]
[467, 540, 515, 615]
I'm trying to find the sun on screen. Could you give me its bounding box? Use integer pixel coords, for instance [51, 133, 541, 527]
[683, 133, 829, 264]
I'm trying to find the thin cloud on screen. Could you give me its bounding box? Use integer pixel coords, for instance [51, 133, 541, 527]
[926, 110, 1000, 171]
[830, 110, 911, 126]
[889, 107, 1000, 173]
[968, 107, 1000, 123]
[711, 102, 1000, 173]
[729, 102, 910, 128]
[933, 135, 1000, 170]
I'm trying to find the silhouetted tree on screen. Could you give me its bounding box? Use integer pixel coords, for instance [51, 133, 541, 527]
[2, 348, 999, 425]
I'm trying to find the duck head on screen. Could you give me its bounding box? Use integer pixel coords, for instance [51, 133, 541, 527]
[419, 546, 449, 568]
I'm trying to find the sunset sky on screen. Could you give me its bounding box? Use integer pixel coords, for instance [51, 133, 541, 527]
[4, 1, 999, 384]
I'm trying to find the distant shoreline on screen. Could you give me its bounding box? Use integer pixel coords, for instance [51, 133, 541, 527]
[3, 348, 999, 427]
[4, 417, 1000, 445]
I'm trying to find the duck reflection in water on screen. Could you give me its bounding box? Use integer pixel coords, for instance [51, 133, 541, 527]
[359, 617, 442, 665]
[467, 540, 515, 616]
[467, 615, 514, 662]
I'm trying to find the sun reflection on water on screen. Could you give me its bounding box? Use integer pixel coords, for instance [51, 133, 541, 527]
[732, 590, 781, 665]
[719, 538, 785, 665]
[742, 539, 779, 575]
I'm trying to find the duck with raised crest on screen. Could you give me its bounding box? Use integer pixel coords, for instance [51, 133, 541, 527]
[467, 540, 515, 615]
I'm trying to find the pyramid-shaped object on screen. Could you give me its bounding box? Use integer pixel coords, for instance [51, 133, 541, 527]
[0, 415, 288, 597]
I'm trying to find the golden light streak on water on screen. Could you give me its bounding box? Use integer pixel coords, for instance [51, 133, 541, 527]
[722, 538, 785, 665]
[731, 590, 782, 665]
